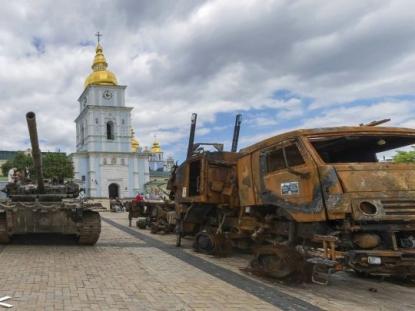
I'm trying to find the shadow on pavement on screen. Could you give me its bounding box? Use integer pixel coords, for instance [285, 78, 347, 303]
[8, 234, 79, 245]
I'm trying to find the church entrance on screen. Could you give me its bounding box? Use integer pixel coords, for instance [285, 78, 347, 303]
[108, 183, 119, 198]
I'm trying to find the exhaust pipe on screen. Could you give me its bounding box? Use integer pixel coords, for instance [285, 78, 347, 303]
[231, 114, 242, 152]
[186, 113, 197, 159]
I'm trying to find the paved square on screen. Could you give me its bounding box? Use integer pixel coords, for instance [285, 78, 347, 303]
[0, 212, 414, 310]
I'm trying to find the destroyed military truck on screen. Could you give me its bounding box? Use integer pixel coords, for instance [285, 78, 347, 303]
[170, 113, 242, 252]
[170, 114, 415, 282]
[237, 120, 415, 282]
[0, 112, 101, 245]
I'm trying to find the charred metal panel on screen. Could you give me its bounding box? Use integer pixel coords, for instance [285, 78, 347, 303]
[351, 194, 415, 221]
[335, 163, 415, 192]
[172, 152, 239, 206]
[237, 154, 256, 207]
[317, 165, 349, 220]
[251, 139, 326, 222]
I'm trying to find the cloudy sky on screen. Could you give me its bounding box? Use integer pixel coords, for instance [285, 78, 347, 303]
[1, 0, 415, 160]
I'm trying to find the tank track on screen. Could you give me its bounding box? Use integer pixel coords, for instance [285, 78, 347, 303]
[78, 211, 101, 245]
[0, 212, 10, 244]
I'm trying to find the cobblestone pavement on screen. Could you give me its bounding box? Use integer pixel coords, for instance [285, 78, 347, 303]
[0, 212, 414, 310]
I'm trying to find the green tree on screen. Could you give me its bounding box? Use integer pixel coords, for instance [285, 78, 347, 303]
[42, 153, 74, 181]
[1, 152, 73, 181]
[1, 160, 12, 176]
[1, 152, 33, 176]
[393, 147, 415, 163]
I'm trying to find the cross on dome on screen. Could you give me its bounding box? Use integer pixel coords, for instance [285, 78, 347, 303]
[95, 31, 102, 44]
[84, 33, 118, 88]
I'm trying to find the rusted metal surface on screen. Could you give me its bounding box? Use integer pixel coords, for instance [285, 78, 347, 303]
[248, 244, 304, 279]
[168, 114, 242, 247]
[193, 231, 232, 256]
[237, 126, 415, 280]
[128, 200, 176, 233]
[170, 115, 415, 282]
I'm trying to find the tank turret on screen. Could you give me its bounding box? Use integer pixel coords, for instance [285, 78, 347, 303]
[4, 112, 79, 201]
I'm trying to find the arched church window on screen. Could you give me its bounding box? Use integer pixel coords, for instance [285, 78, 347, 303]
[96, 118, 99, 124]
[107, 121, 114, 140]
[122, 119, 125, 125]
[121, 158, 125, 165]
[111, 157, 116, 164]
[103, 158, 107, 165]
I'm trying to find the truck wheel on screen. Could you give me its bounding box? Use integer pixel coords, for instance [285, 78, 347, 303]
[250, 245, 303, 279]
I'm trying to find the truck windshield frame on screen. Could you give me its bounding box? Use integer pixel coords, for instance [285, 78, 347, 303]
[307, 134, 415, 164]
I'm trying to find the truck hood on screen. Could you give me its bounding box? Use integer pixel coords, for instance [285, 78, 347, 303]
[334, 163, 415, 192]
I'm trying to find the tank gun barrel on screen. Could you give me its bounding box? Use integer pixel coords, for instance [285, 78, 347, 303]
[187, 113, 197, 159]
[231, 114, 242, 152]
[26, 111, 45, 193]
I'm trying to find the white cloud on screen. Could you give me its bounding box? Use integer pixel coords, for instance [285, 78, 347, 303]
[0, 0, 415, 159]
[300, 101, 414, 129]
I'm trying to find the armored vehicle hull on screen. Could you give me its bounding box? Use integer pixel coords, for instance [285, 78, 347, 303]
[0, 202, 100, 244]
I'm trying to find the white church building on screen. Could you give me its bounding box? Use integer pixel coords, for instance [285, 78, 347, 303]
[72, 42, 150, 198]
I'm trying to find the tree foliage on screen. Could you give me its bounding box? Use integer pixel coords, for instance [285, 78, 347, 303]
[393, 147, 415, 163]
[1, 152, 74, 181]
[1, 152, 33, 176]
[42, 153, 74, 181]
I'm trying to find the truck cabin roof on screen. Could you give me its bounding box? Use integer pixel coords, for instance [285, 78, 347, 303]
[240, 126, 415, 156]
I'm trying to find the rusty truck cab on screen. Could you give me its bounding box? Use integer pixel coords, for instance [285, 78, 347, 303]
[174, 151, 240, 207]
[239, 126, 415, 278]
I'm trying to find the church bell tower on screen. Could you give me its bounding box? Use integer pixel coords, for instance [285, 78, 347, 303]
[75, 41, 132, 153]
[72, 35, 149, 198]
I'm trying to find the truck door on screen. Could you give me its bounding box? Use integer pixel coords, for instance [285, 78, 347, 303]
[259, 139, 326, 222]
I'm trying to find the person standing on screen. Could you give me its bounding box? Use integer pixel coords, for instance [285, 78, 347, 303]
[133, 192, 144, 203]
[7, 167, 16, 183]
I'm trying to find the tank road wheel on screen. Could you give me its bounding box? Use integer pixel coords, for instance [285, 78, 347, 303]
[250, 245, 303, 279]
[193, 231, 214, 254]
[193, 231, 232, 256]
[0, 213, 10, 244]
[78, 212, 101, 245]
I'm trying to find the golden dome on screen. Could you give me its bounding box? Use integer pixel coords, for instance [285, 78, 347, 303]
[131, 129, 140, 152]
[151, 140, 161, 153]
[84, 43, 118, 88]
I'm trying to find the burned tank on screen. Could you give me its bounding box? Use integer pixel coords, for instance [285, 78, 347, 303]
[0, 112, 101, 245]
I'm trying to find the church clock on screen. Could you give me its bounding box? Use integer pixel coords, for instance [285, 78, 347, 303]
[103, 90, 113, 100]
